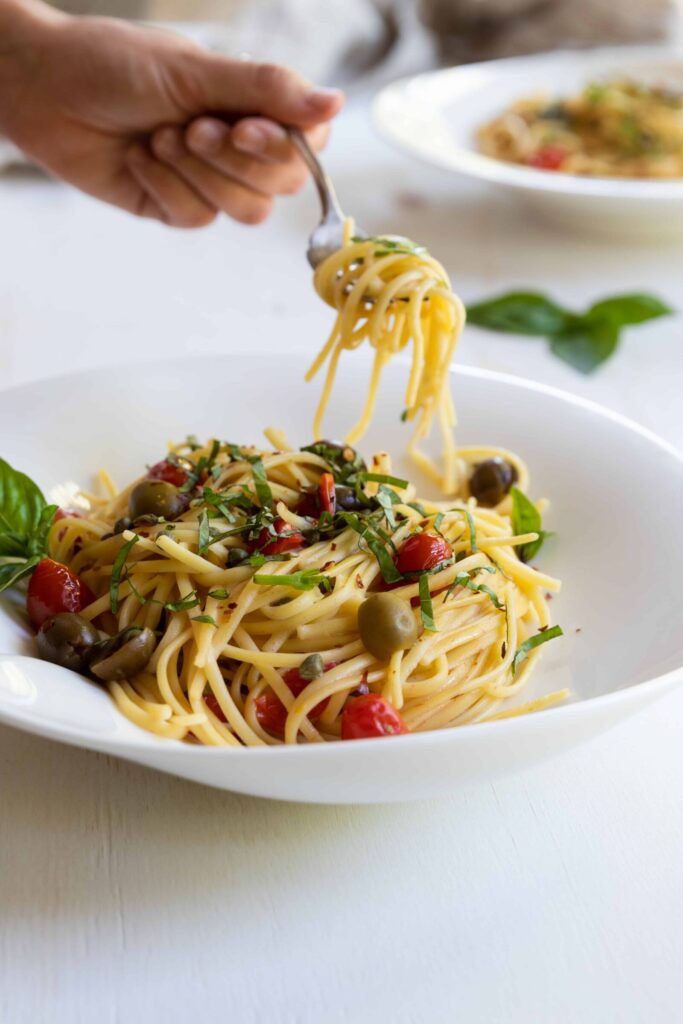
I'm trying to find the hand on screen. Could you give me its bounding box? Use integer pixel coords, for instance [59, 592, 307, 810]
[0, 0, 343, 227]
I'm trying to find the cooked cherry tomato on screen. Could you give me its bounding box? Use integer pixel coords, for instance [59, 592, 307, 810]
[318, 473, 336, 515]
[297, 472, 337, 519]
[147, 459, 189, 488]
[26, 558, 95, 631]
[341, 694, 408, 740]
[249, 517, 306, 557]
[204, 693, 227, 722]
[255, 662, 336, 735]
[528, 144, 566, 171]
[396, 532, 453, 576]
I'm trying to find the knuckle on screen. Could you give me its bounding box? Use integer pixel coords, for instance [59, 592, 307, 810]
[254, 62, 290, 96]
[280, 169, 308, 195]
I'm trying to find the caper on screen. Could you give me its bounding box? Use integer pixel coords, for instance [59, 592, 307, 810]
[114, 516, 133, 535]
[469, 458, 518, 508]
[227, 547, 249, 567]
[334, 484, 367, 512]
[358, 593, 419, 662]
[128, 480, 187, 522]
[89, 626, 157, 682]
[36, 613, 99, 672]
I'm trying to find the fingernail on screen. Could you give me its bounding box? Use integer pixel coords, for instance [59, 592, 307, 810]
[233, 124, 268, 154]
[306, 86, 343, 111]
[188, 120, 227, 156]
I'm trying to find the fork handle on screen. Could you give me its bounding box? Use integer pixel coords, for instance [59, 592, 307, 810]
[288, 127, 345, 226]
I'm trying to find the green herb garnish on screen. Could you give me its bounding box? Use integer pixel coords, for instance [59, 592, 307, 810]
[0, 458, 58, 593]
[110, 534, 139, 614]
[467, 291, 672, 374]
[510, 487, 550, 563]
[418, 574, 436, 631]
[512, 625, 563, 674]
[253, 569, 332, 592]
[356, 472, 409, 489]
[207, 587, 230, 600]
[444, 569, 505, 610]
[251, 458, 273, 509]
[197, 509, 211, 554]
[191, 614, 218, 626]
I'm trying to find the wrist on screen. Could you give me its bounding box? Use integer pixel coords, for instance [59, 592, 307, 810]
[0, 0, 67, 142]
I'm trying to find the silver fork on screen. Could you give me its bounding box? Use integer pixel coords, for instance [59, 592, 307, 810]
[288, 127, 366, 269]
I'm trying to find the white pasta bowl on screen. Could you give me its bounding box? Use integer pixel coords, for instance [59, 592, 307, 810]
[0, 352, 682, 803]
[373, 46, 683, 239]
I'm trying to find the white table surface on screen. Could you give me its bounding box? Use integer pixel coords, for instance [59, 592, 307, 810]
[1, 98, 683, 1024]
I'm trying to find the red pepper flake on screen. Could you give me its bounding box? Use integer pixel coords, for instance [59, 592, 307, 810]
[355, 573, 364, 589]
[575, 628, 582, 634]
[228, 602, 238, 610]
[501, 641, 507, 658]
[330, 543, 337, 551]
[545, 592, 553, 601]
[321, 560, 336, 572]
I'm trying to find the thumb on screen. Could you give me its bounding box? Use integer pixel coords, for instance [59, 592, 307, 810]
[188, 56, 344, 129]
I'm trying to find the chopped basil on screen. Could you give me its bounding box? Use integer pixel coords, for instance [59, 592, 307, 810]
[207, 587, 230, 600]
[356, 472, 408, 489]
[418, 574, 437, 631]
[375, 485, 401, 529]
[253, 569, 332, 592]
[251, 458, 273, 509]
[451, 507, 477, 553]
[110, 534, 139, 614]
[191, 614, 218, 627]
[512, 625, 563, 674]
[444, 570, 505, 610]
[197, 509, 211, 555]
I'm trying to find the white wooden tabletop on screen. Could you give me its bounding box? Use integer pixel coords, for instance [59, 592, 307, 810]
[1, 98, 682, 1024]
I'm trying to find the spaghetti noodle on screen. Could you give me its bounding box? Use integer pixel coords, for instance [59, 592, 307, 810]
[45, 436, 565, 746]
[307, 222, 466, 494]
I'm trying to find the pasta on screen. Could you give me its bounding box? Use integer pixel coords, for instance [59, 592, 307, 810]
[308, 222, 466, 494]
[20, 221, 565, 746]
[478, 79, 683, 179]
[46, 436, 565, 746]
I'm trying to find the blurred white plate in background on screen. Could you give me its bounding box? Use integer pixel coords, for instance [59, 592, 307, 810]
[0, 352, 682, 802]
[373, 46, 683, 239]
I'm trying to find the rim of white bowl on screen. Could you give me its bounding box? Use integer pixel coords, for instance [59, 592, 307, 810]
[373, 45, 683, 201]
[0, 356, 682, 755]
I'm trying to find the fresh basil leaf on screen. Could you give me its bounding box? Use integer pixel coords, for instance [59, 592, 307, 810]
[418, 574, 437, 632]
[0, 458, 51, 557]
[376, 486, 401, 529]
[444, 570, 505, 610]
[586, 293, 672, 328]
[550, 321, 619, 374]
[0, 556, 40, 594]
[356, 472, 409, 489]
[207, 587, 230, 600]
[512, 625, 563, 674]
[467, 293, 570, 337]
[510, 487, 549, 563]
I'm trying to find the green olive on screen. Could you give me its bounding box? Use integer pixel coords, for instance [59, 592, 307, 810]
[89, 626, 157, 683]
[36, 613, 100, 672]
[469, 458, 518, 508]
[358, 592, 419, 662]
[128, 480, 187, 522]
